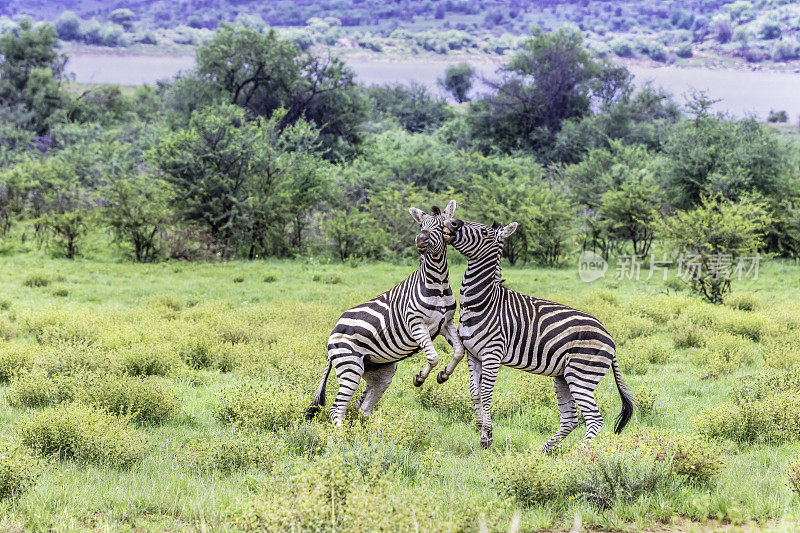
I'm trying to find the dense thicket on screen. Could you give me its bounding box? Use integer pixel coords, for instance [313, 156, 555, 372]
[0, 21, 798, 302]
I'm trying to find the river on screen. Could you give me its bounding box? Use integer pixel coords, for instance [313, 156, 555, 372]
[66, 53, 800, 120]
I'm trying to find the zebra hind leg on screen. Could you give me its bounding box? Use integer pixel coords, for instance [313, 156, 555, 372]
[329, 352, 365, 427]
[357, 362, 398, 416]
[542, 375, 578, 453]
[564, 365, 607, 442]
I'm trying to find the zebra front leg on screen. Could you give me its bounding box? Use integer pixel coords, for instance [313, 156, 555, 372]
[542, 376, 579, 453]
[478, 355, 501, 449]
[410, 325, 439, 387]
[467, 352, 483, 430]
[437, 320, 465, 384]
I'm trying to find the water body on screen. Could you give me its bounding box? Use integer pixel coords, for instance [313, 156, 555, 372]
[66, 53, 800, 120]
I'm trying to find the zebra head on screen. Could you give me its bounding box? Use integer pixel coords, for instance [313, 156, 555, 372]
[442, 217, 518, 260]
[409, 200, 457, 256]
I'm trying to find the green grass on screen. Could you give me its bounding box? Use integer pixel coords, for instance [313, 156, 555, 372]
[0, 252, 799, 530]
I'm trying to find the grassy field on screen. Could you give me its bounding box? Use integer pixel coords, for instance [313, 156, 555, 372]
[0, 253, 799, 531]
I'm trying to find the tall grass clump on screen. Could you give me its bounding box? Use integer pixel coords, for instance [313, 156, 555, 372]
[78, 374, 180, 424]
[18, 403, 146, 467]
[216, 378, 305, 430]
[724, 292, 760, 311]
[22, 271, 51, 288]
[0, 445, 44, 500]
[113, 343, 183, 376]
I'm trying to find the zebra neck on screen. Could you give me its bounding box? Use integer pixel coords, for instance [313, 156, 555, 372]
[460, 253, 502, 307]
[418, 251, 450, 288]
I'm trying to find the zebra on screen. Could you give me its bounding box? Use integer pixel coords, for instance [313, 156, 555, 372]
[305, 200, 465, 426]
[441, 217, 634, 450]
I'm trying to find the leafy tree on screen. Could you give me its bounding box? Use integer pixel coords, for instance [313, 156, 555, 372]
[598, 172, 661, 258]
[465, 27, 631, 158]
[109, 9, 137, 31]
[55, 11, 82, 40]
[149, 104, 327, 257]
[439, 63, 475, 103]
[659, 97, 792, 209]
[660, 196, 770, 303]
[367, 83, 453, 133]
[104, 177, 173, 262]
[0, 20, 66, 133]
[192, 25, 367, 158]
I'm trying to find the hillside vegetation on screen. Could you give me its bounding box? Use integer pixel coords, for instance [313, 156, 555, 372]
[3, 1, 800, 67]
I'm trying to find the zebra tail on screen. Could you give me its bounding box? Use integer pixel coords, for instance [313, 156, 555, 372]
[304, 359, 332, 420]
[611, 356, 635, 434]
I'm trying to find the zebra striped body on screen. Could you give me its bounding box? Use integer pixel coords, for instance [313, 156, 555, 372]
[443, 218, 634, 450]
[306, 201, 465, 425]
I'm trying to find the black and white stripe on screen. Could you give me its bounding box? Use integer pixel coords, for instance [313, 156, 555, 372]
[442, 218, 634, 450]
[305, 200, 465, 425]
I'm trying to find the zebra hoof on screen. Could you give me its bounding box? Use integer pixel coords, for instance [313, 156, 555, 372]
[412, 374, 425, 387]
[436, 371, 448, 384]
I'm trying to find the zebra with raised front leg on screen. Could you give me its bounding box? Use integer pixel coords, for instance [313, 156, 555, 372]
[305, 200, 465, 425]
[441, 216, 634, 450]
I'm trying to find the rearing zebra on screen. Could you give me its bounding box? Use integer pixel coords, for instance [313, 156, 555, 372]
[441, 217, 634, 450]
[305, 200, 465, 426]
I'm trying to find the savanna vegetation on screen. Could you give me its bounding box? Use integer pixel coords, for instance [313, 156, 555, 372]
[1, 12, 800, 531]
[5, 0, 800, 68]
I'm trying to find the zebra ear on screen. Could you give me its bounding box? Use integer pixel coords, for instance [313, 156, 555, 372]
[498, 222, 518, 239]
[443, 200, 457, 218]
[409, 207, 426, 224]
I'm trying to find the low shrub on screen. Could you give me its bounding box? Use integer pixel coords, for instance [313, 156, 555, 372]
[20, 308, 108, 345]
[0, 315, 19, 340]
[114, 343, 183, 376]
[78, 374, 180, 424]
[0, 343, 36, 382]
[6, 369, 77, 408]
[619, 335, 672, 375]
[364, 404, 434, 451]
[634, 384, 657, 418]
[732, 367, 800, 404]
[18, 403, 146, 467]
[494, 430, 722, 508]
[669, 317, 707, 348]
[0, 445, 44, 500]
[724, 292, 760, 312]
[762, 334, 800, 370]
[696, 391, 800, 443]
[216, 378, 304, 431]
[183, 430, 285, 472]
[144, 294, 184, 318]
[693, 331, 754, 374]
[714, 309, 767, 341]
[234, 454, 454, 532]
[415, 367, 474, 423]
[262, 273, 277, 283]
[232, 275, 245, 283]
[604, 314, 655, 344]
[22, 271, 51, 288]
[627, 294, 689, 323]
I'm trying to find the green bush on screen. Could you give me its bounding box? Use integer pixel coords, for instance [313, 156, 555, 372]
[263, 272, 278, 283]
[696, 391, 800, 443]
[78, 374, 180, 424]
[619, 335, 672, 375]
[114, 343, 183, 376]
[724, 292, 760, 311]
[762, 334, 800, 370]
[676, 42, 693, 58]
[18, 403, 146, 467]
[669, 317, 707, 348]
[415, 367, 474, 422]
[232, 275, 245, 283]
[6, 369, 77, 408]
[0, 445, 44, 500]
[22, 271, 51, 288]
[634, 384, 657, 418]
[0, 343, 36, 382]
[183, 429, 285, 472]
[216, 378, 304, 431]
[732, 367, 800, 404]
[693, 331, 754, 374]
[52, 288, 69, 297]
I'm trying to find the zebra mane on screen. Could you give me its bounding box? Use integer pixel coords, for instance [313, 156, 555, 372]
[431, 205, 442, 216]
